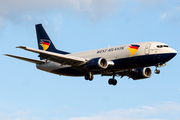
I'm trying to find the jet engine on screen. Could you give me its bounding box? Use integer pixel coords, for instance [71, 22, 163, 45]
[130, 67, 152, 80]
[85, 57, 108, 71]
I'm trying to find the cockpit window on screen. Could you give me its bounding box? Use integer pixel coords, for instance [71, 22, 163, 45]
[164, 45, 169, 47]
[157, 45, 169, 48]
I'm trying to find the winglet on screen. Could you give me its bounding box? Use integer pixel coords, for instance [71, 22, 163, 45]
[16, 46, 26, 49]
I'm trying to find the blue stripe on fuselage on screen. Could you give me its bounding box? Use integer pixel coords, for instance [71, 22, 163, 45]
[111, 53, 176, 69]
[51, 53, 176, 76]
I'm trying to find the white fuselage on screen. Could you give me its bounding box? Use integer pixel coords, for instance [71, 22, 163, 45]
[36, 42, 177, 76]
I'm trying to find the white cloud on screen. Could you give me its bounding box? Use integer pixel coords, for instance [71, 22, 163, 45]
[160, 13, 167, 19]
[134, 0, 165, 5]
[0, 0, 124, 28]
[178, 6, 180, 11]
[178, 88, 180, 92]
[0, 111, 41, 120]
[0, 0, 167, 17]
[159, 6, 180, 23]
[0, 102, 180, 120]
[54, 14, 63, 33]
[0, 0, 179, 27]
[68, 102, 180, 120]
[0, 0, 122, 20]
[129, 0, 167, 10]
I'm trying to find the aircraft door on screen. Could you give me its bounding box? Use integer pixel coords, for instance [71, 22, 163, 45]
[145, 43, 151, 55]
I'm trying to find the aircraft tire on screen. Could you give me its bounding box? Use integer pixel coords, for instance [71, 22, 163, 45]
[108, 79, 113, 85]
[112, 79, 117, 86]
[85, 75, 89, 80]
[155, 69, 160, 74]
[108, 79, 117, 86]
[85, 74, 94, 81]
[89, 75, 94, 81]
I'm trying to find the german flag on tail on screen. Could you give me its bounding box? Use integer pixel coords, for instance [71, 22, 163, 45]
[40, 40, 51, 51]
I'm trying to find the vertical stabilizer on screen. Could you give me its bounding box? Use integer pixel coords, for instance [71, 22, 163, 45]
[35, 24, 70, 54]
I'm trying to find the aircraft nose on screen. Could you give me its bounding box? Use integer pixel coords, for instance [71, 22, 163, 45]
[172, 48, 177, 54]
[170, 48, 177, 58]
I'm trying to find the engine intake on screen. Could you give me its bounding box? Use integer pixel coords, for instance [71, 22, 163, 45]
[85, 57, 108, 71]
[130, 67, 152, 80]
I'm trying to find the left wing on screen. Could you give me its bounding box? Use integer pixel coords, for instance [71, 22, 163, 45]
[16, 46, 87, 66]
[4, 54, 45, 64]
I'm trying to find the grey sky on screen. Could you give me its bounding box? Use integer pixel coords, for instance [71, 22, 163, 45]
[0, 0, 168, 19]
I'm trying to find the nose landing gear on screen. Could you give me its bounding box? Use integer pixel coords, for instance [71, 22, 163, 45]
[154, 62, 166, 74]
[154, 67, 160, 74]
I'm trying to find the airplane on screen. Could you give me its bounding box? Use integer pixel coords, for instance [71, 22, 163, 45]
[4, 24, 177, 86]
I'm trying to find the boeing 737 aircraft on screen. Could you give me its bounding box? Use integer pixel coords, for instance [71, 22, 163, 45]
[4, 24, 177, 86]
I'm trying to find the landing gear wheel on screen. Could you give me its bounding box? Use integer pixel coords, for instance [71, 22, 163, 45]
[108, 79, 117, 86]
[85, 74, 89, 80]
[84, 73, 94, 81]
[108, 79, 113, 85]
[89, 75, 93, 81]
[112, 79, 117, 86]
[155, 69, 160, 74]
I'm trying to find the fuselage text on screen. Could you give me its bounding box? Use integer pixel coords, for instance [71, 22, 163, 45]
[97, 47, 124, 54]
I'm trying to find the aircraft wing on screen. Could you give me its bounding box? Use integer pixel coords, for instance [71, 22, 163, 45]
[16, 46, 87, 66]
[4, 54, 45, 64]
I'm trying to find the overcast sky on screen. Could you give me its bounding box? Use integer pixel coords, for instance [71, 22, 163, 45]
[1, 0, 180, 120]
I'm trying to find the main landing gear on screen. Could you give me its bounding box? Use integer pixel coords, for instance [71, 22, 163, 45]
[84, 72, 118, 86]
[108, 74, 117, 86]
[108, 79, 117, 86]
[85, 72, 94, 81]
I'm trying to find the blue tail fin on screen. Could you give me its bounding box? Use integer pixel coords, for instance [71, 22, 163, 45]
[36, 24, 70, 54]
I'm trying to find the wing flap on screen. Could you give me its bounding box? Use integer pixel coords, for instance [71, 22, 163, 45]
[102, 70, 131, 77]
[16, 46, 86, 66]
[4, 54, 45, 64]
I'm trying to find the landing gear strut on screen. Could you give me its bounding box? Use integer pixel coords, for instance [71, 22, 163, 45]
[108, 73, 117, 86]
[85, 72, 94, 81]
[154, 67, 160, 74]
[154, 62, 166, 74]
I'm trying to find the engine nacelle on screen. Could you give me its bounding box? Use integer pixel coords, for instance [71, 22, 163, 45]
[85, 57, 108, 71]
[130, 67, 152, 80]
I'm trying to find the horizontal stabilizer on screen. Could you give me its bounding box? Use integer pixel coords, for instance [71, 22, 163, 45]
[16, 46, 87, 66]
[4, 54, 45, 64]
